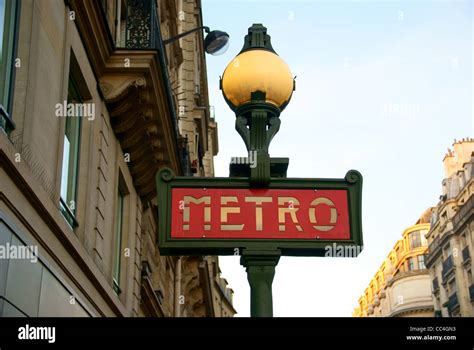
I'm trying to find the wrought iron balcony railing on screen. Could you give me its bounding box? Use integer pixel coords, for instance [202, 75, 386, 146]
[125, 0, 160, 49]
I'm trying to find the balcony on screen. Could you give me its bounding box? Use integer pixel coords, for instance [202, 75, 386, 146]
[462, 246, 471, 265]
[97, 0, 160, 50]
[442, 255, 454, 282]
[453, 194, 474, 230]
[432, 277, 439, 293]
[446, 293, 459, 316]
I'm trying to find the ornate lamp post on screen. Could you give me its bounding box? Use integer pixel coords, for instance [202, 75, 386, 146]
[220, 24, 295, 316]
[155, 23, 363, 320]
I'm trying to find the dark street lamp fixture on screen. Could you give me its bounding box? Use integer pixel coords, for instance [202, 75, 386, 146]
[163, 26, 230, 56]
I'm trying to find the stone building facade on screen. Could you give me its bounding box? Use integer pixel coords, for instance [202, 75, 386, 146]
[0, 0, 234, 317]
[353, 210, 434, 317]
[425, 138, 474, 317]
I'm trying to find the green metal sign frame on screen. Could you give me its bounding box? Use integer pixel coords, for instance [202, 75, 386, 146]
[156, 167, 363, 257]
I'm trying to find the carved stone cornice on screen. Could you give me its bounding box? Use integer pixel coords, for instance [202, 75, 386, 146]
[98, 74, 169, 200]
[99, 76, 146, 102]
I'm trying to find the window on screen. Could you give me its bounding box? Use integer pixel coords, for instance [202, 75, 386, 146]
[418, 255, 426, 270]
[409, 231, 422, 249]
[112, 187, 124, 295]
[59, 77, 82, 228]
[444, 244, 452, 258]
[112, 186, 125, 295]
[0, 0, 19, 131]
[115, 0, 127, 46]
[4, 235, 42, 317]
[448, 280, 456, 295]
[408, 257, 415, 271]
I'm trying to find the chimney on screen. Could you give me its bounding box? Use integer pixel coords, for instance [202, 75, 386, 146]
[443, 138, 474, 178]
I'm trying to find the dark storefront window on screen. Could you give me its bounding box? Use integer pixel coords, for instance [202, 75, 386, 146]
[0, 216, 90, 316]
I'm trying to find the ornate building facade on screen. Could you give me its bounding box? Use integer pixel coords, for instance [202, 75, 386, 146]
[0, 0, 234, 317]
[353, 210, 434, 317]
[425, 138, 474, 317]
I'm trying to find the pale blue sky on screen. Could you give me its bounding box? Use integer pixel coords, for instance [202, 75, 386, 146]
[202, 0, 472, 316]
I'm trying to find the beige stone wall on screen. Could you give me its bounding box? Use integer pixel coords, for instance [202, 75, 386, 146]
[2, 0, 144, 316]
[0, 0, 234, 318]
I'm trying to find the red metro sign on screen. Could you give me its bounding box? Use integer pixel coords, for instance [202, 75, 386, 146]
[171, 188, 350, 240]
[156, 168, 363, 256]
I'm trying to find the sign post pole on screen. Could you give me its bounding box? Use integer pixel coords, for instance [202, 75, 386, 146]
[240, 249, 281, 317]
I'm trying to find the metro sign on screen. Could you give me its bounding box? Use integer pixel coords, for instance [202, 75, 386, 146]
[156, 168, 363, 256]
[171, 188, 350, 240]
